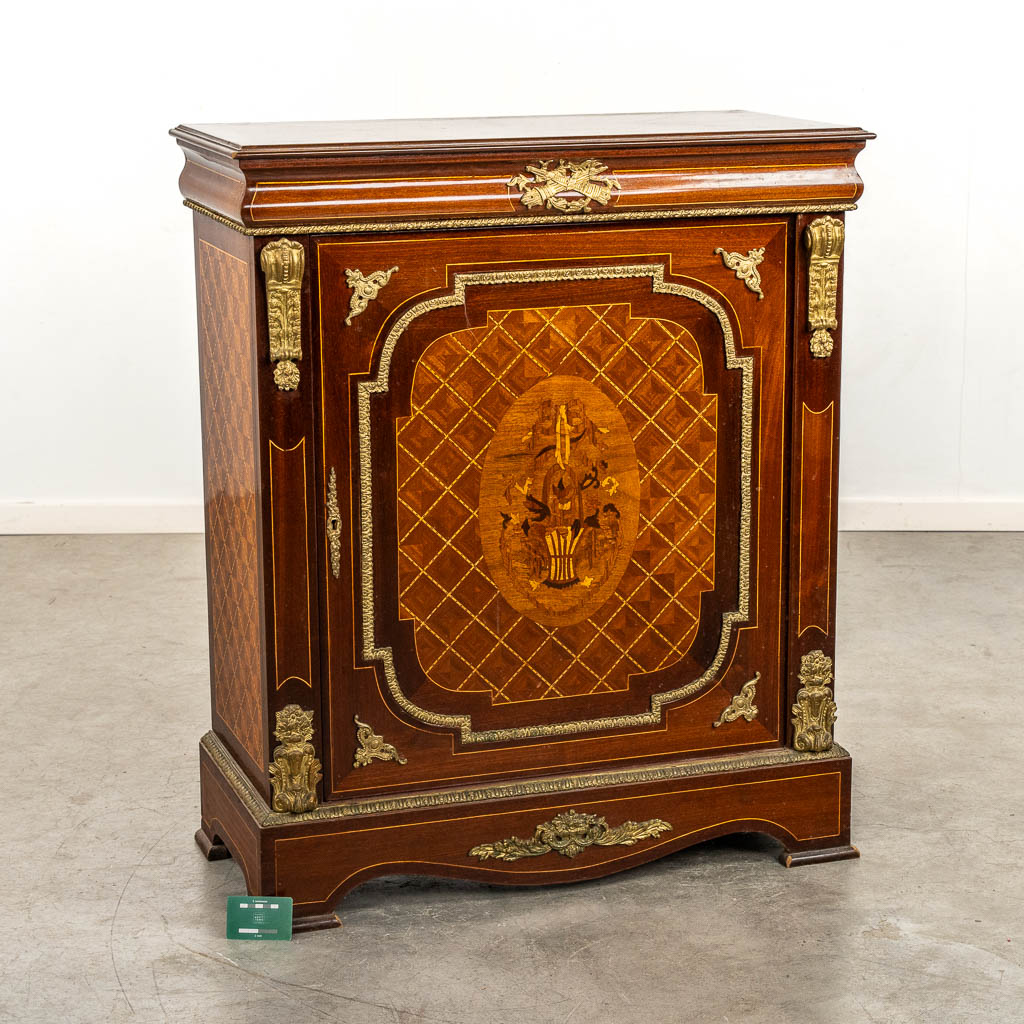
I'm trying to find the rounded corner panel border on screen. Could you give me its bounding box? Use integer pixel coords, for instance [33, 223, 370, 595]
[357, 263, 753, 744]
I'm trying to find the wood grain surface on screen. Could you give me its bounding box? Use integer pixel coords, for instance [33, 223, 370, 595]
[183, 115, 869, 928]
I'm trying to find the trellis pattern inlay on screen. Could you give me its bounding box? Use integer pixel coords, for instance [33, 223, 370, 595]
[395, 303, 717, 704]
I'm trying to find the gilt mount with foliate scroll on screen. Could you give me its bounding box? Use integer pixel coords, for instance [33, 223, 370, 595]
[792, 650, 837, 752]
[713, 673, 760, 728]
[260, 239, 305, 390]
[326, 467, 341, 580]
[344, 266, 398, 325]
[469, 810, 671, 862]
[352, 715, 407, 769]
[268, 705, 321, 813]
[715, 246, 766, 298]
[805, 217, 845, 357]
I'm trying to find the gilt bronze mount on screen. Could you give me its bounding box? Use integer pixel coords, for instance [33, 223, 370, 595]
[268, 705, 322, 813]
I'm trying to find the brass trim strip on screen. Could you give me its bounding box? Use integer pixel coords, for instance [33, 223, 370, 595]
[184, 198, 857, 236]
[358, 265, 752, 744]
[200, 729, 849, 828]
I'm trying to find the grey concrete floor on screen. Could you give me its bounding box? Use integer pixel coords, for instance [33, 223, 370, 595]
[0, 533, 1021, 1023]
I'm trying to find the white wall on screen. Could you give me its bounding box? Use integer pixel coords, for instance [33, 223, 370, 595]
[1, 1, 1019, 533]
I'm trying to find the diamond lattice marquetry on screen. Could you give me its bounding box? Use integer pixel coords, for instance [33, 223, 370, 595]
[396, 303, 716, 704]
[197, 243, 265, 765]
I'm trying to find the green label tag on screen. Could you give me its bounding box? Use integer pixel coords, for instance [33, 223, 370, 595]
[226, 896, 293, 940]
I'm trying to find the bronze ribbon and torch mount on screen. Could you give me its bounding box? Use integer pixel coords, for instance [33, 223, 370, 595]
[508, 157, 620, 213]
[268, 704, 322, 813]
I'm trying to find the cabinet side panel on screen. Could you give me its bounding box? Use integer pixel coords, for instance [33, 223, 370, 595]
[195, 226, 268, 784]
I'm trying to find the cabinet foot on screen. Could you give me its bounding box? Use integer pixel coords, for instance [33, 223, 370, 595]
[195, 828, 232, 862]
[292, 912, 343, 934]
[780, 844, 859, 868]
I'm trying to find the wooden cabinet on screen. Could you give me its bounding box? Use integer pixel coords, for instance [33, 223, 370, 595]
[174, 112, 873, 932]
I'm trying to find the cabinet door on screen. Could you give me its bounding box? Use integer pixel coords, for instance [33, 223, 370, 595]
[314, 219, 790, 800]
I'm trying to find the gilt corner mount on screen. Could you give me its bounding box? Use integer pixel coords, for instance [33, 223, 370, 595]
[353, 715, 408, 769]
[344, 266, 398, 325]
[713, 673, 760, 728]
[715, 246, 766, 298]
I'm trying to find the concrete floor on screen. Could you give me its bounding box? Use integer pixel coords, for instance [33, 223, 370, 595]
[0, 532, 1021, 1023]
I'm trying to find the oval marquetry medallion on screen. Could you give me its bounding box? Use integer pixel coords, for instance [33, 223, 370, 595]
[479, 376, 640, 627]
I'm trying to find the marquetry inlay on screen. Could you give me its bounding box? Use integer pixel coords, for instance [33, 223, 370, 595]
[479, 375, 640, 628]
[395, 302, 717, 705]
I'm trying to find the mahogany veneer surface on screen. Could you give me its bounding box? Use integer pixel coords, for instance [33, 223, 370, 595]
[177, 110, 872, 931]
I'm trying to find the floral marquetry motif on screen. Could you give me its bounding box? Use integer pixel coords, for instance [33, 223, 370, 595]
[395, 303, 717, 705]
[479, 376, 640, 627]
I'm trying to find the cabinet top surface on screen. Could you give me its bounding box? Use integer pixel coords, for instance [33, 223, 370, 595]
[171, 110, 873, 158]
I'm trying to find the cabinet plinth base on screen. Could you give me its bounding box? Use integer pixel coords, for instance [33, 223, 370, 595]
[780, 844, 860, 868]
[198, 730, 857, 934]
